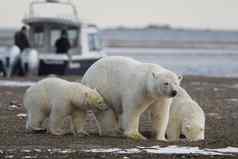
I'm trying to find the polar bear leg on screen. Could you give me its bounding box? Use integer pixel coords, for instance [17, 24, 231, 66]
[150, 99, 172, 141]
[120, 100, 146, 140]
[49, 104, 68, 136]
[24, 94, 46, 131]
[71, 110, 88, 136]
[95, 109, 121, 136]
[166, 119, 180, 141]
[121, 111, 146, 140]
[26, 111, 46, 131]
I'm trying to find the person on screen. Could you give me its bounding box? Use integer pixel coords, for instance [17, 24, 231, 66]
[12, 26, 30, 76]
[55, 29, 71, 54]
[14, 26, 30, 52]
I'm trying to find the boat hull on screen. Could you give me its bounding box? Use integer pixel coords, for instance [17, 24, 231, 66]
[38, 58, 101, 76]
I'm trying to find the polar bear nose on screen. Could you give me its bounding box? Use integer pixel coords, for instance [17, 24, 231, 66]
[171, 90, 177, 97]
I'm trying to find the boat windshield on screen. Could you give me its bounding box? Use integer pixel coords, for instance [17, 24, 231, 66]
[31, 27, 79, 50]
[51, 29, 78, 48]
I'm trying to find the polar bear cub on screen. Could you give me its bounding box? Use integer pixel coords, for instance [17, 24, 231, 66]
[166, 87, 205, 141]
[82, 56, 183, 141]
[24, 77, 107, 136]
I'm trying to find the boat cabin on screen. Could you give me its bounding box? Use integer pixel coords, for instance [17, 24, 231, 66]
[23, 0, 103, 55]
[19, 0, 105, 75]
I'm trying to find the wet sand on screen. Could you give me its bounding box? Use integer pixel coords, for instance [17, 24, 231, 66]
[0, 75, 238, 158]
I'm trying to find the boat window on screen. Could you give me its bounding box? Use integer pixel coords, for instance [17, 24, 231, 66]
[51, 30, 61, 47]
[68, 29, 78, 48]
[51, 29, 78, 48]
[33, 28, 44, 48]
[88, 33, 102, 52]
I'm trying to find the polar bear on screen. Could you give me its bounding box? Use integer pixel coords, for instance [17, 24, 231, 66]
[81, 56, 182, 140]
[24, 77, 107, 136]
[166, 87, 205, 141]
[94, 108, 121, 136]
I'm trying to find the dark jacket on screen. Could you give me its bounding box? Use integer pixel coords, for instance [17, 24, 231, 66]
[55, 37, 71, 54]
[14, 31, 30, 51]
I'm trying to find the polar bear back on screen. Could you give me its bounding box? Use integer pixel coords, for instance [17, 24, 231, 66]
[30, 78, 72, 100]
[83, 57, 141, 106]
[24, 78, 91, 111]
[24, 78, 73, 112]
[82, 56, 167, 108]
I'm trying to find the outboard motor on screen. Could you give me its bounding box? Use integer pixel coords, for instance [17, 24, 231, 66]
[21, 49, 39, 76]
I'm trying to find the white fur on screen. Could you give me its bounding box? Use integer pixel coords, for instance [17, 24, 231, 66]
[82, 56, 182, 140]
[24, 77, 107, 136]
[166, 87, 205, 141]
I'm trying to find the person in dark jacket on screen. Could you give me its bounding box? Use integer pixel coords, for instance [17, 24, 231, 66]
[14, 26, 30, 52]
[12, 26, 30, 76]
[55, 30, 71, 54]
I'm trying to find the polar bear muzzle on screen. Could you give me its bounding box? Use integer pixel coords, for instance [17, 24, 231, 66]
[87, 93, 108, 111]
[170, 90, 177, 97]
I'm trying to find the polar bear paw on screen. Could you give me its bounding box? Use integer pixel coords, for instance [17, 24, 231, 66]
[155, 135, 168, 141]
[157, 137, 167, 141]
[74, 130, 89, 137]
[50, 128, 67, 136]
[125, 132, 147, 141]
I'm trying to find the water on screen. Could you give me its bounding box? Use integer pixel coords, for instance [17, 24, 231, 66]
[105, 48, 238, 77]
[102, 28, 238, 42]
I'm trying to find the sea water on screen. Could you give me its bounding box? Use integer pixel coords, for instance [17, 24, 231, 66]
[105, 48, 238, 77]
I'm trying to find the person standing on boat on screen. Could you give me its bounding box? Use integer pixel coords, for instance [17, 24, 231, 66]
[14, 26, 30, 52]
[55, 29, 71, 54]
[12, 26, 30, 76]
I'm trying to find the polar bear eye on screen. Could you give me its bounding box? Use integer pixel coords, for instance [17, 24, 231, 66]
[164, 82, 169, 86]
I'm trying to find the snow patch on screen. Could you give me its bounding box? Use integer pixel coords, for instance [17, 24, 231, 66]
[83, 146, 238, 156]
[5, 155, 14, 159]
[20, 149, 31, 153]
[0, 80, 35, 87]
[33, 149, 42, 152]
[22, 156, 37, 159]
[9, 105, 18, 109]
[17, 113, 27, 119]
[226, 98, 238, 102]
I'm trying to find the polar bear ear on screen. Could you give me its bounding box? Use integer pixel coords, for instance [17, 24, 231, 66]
[152, 72, 159, 79]
[178, 75, 183, 81]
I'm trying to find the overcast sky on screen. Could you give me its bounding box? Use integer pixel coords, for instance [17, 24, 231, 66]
[0, 0, 238, 30]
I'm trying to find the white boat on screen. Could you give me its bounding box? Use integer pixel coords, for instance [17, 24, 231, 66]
[0, 0, 105, 76]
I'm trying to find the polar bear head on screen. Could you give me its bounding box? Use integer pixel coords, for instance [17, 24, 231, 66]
[147, 70, 183, 98]
[182, 120, 205, 141]
[86, 89, 108, 111]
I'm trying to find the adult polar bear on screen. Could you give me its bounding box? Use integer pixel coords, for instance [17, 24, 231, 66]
[82, 56, 182, 140]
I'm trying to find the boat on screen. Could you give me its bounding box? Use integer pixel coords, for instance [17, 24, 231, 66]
[0, 0, 105, 77]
